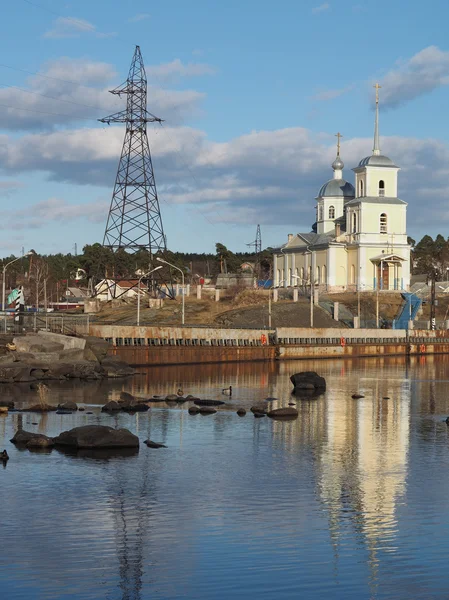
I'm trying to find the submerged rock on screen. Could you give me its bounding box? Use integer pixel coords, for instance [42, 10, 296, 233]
[24, 404, 58, 412]
[188, 406, 200, 415]
[250, 405, 268, 415]
[254, 412, 266, 418]
[56, 410, 73, 415]
[267, 407, 299, 419]
[194, 399, 225, 407]
[144, 440, 167, 449]
[236, 408, 247, 417]
[199, 406, 217, 415]
[351, 393, 365, 399]
[53, 425, 139, 449]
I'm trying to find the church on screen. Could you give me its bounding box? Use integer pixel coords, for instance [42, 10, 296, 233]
[273, 86, 410, 293]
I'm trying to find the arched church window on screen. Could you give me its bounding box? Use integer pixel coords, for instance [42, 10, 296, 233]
[379, 180, 385, 197]
[380, 213, 387, 233]
[319, 205, 324, 221]
[316, 266, 320, 284]
[359, 180, 364, 197]
[322, 265, 327, 284]
[329, 205, 335, 219]
[300, 267, 304, 281]
[352, 212, 357, 233]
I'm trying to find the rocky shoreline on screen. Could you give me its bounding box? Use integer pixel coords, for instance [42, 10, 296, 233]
[0, 331, 133, 383]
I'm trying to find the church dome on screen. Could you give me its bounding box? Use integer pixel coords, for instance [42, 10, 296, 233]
[318, 179, 355, 198]
[358, 154, 397, 168]
[332, 155, 344, 170]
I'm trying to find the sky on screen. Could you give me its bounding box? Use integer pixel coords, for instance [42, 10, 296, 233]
[1, 0, 449, 256]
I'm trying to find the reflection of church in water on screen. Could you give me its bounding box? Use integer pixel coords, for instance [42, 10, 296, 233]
[273, 85, 411, 292]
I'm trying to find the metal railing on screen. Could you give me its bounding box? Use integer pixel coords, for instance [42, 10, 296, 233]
[2, 312, 91, 336]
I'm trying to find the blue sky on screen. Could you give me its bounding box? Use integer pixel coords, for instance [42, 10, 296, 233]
[1, 0, 449, 256]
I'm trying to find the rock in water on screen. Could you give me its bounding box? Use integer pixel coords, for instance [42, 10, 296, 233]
[267, 407, 299, 419]
[53, 425, 139, 449]
[290, 372, 326, 392]
[120, 391, 135, 403]
[56, 410, 73, 415]
[165, 394, 179, 401]
[199, 406, 217, 415]
[144, 440, 167, 448]
[250, 405, 268, 415]
[58, 401, 78, 411]
[194, 399, 225, 407]
[188, 406, 200, 415]
[26, 436, 54, 448]
[351, 393, 365, 399]
[236, 409, 247, 416]
[10, 430, 54, 446]
[254, 412, 266, 418]
[101, 400, 121, 412]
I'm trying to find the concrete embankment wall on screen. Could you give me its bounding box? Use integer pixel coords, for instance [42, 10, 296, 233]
[88, 324, 449, 366]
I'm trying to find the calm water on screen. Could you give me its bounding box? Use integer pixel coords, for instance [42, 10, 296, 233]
[2, 355, 449, 599]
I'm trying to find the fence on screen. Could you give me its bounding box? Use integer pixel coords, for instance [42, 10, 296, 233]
[2, 312, 91, 336]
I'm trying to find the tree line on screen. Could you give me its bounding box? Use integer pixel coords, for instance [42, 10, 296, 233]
[410, 234, 449, 280]
[1, 242, 273, 304]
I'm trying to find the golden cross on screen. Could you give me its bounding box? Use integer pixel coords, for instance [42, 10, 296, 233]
[373, 82, 382, 103]
[335, 132, 343, 155]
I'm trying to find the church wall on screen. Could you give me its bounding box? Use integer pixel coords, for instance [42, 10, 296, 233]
[333, 247, 348, 288]
[365, 168, 398, 198]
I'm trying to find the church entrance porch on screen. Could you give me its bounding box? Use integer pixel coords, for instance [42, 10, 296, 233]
[371, 254, 406, 291]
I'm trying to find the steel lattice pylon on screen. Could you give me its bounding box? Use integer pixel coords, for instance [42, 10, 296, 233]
[99, 45, 173, 299]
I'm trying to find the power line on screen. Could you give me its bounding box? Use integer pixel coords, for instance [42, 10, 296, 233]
[0, 100, 96, 120]
[0, 82, 109, 113]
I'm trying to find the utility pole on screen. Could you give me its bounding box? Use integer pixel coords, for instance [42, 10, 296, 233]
[246, 225, 262, 278]
[430, 271, 436, 330]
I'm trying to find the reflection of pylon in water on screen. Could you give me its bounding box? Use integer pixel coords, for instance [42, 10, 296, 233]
[97, 45, 173, 299]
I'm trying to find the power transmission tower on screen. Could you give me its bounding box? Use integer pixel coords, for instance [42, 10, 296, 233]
[246, 224, 262, 277]
[98, 45, 173, 299]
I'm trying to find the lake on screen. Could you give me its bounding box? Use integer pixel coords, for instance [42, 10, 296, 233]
[1, 355, 449, 599]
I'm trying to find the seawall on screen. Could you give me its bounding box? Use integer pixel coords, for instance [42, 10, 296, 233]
[89, 324, 449, 366]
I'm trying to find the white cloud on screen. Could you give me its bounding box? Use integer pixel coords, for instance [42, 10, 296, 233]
[0, 57, 205, 130]
[146, 59, 216, 81]
[1, 198, 108, 230]
[128, 13, 150, 22]
[312, 84, 353, 101]
[379, 46, 449, 108]
[3, 122, 446, 233]
[44, 16, 115, 39]
[312, 3, 330, 13]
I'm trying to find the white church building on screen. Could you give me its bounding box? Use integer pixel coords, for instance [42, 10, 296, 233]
[273, 86, 411, 292]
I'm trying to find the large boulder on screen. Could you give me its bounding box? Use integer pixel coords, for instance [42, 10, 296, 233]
[59, 348, 85, 362]
[53, 425, 139, 449]
[250, 405, 268, 415]
[10, 430, 53, 445]
[267, 407, 299, 419]
[84, 337, 111, 362]
[101, 358, 134, 378]
[290, 372, 326, 393]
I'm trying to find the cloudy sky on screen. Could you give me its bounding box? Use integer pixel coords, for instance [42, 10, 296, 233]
[1, 0, 449, 255]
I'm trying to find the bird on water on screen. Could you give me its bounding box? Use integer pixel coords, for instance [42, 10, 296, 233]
[1, 450, 9, 461]
[222, 386, 232, 396]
